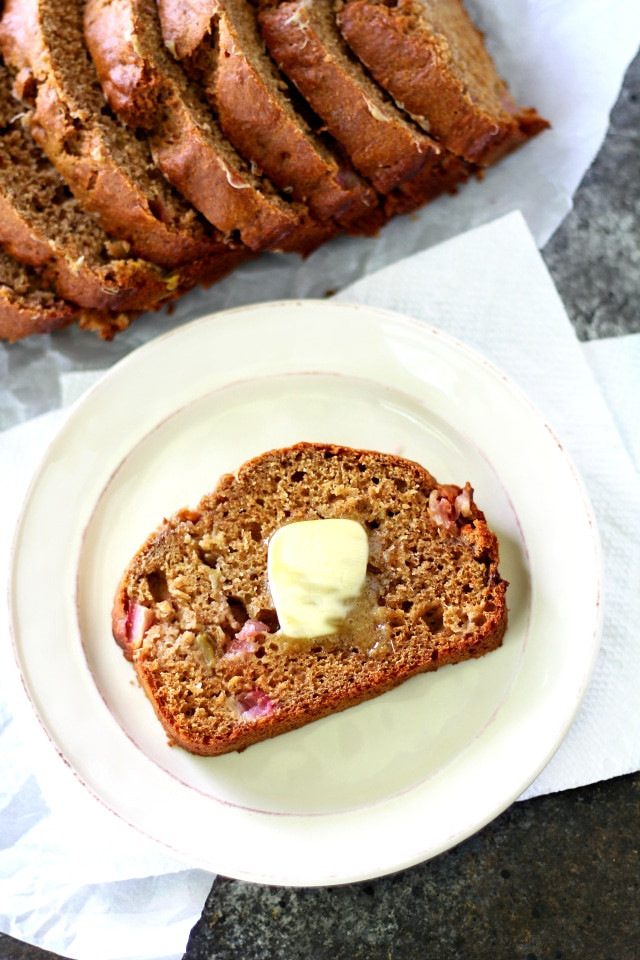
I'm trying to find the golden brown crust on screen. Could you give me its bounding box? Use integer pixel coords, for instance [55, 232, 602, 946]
[0, 0, 231, 268]
[336, 0, 549, 166]
[159, 0, 381, 229]
[113, 442, 508, 756]
[0, 293, 74, 340]
[84, 0, 331, 254]
[257, 0, 440, 195]
[0, 248, 77, 339]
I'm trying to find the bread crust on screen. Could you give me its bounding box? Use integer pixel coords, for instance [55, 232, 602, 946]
[0, 0, 233, 268]
[113, 443, 508, 756]
[0, 291, 74, 339]
[158, 0, 381, 230]
[258, 0, 445, 195]
[336, 0, 549, 166]
[0, 248, 77, 339]
[84, 0, 333, 255]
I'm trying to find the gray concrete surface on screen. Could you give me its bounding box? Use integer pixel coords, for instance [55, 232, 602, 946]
[543, 50, 640, 340]
[1, 46, 638, 960]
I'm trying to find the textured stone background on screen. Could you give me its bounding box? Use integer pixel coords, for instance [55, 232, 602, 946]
[543, 51, 640, 340]
[1, 48, 638, 960]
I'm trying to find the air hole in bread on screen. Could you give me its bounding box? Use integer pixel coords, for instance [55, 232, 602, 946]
[291, 470, 306, 481]
[422, 604, 444, 634]
[255, 608, 280, 633]
[147, 570, 170, 601]
[366, 520, 379, 530]
[227, 596, 249, 627]
[246, 520, 262, 542]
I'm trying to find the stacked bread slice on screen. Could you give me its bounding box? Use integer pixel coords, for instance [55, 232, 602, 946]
[0, 0, 548, 340]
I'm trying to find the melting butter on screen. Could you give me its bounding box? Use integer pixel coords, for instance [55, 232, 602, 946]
[267, 519, 369, 639]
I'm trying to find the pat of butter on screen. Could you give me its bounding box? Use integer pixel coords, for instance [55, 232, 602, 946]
[267, 519, 368, 639]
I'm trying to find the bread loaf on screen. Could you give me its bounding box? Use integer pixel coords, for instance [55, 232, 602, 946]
[112, 443, 508, 756]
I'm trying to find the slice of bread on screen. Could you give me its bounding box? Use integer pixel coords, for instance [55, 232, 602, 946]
[0, 246, 77, 339]
[84, 0, 335, 255]
[0, 60, 177, 313]
[336, 0, 549, 166]
[0, 246, 139, 341]
[0, 0, 232, 269]
[256, 0, 440, 195]
[256, 0, 472, 215]
[157, 0, 381, 231]
[112, 443, 508, 756]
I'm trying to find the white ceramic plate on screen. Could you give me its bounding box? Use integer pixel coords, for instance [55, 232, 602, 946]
[9, 300, 602, 886]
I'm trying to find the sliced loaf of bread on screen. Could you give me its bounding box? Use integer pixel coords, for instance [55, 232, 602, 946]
[157, 0, 381, 231]
[336, 0, 549, 166]
[113, 442, 508, 756]
[0, 0, 234, 269]
[84, 0, 335, 255]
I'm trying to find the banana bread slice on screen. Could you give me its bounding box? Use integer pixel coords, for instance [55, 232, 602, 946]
[112, 442, 508, 756]
[0, 246, 77, 339]
[0, 246, 138, 340]
[0, 0, 234, 269]
[84, 0, 334, 254]
[256, 0, 470, 203]
[157, 0, 380, 230]
[0, 88, 172, 312]
[336, 0, 549, 166]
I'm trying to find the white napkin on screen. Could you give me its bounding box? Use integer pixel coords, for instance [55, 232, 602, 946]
[582, 332, 640, 474]
[1, 212, 639, 960]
